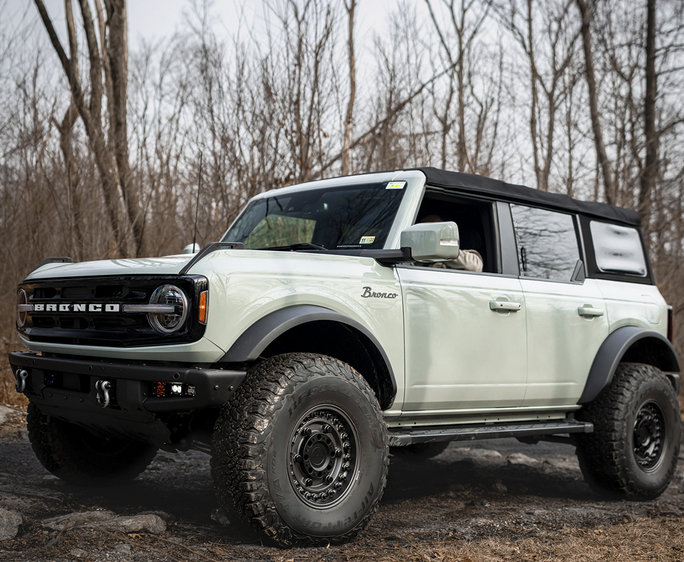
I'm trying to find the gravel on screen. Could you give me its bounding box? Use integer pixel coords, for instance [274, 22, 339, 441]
[1, 406, 683, 561]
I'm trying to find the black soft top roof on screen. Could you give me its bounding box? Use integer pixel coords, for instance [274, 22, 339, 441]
[416, 167, 641, 227]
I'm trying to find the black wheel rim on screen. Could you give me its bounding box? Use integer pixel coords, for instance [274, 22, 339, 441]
[287, 405, 358, 509]
[633, 400, 665, 472]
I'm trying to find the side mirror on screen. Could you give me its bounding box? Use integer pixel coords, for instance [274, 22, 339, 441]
[182, 243, 201, 254]
[400, 222, 460, 262]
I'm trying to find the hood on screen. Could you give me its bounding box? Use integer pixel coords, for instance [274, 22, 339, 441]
[24, 254, 194, 281]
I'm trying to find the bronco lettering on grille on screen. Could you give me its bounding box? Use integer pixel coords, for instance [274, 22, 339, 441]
[31, 303, 121, 313]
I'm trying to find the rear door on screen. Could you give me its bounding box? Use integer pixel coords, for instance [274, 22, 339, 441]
[508, 204, 610, 407]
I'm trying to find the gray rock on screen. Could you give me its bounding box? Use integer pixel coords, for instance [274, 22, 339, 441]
[42, 510, 165, 534]
[114, 544, 132, 554]
[0, 508, 22, 541]
[100, 515, 166, 534]
[506, 452, 538, 466]
[42, 510, 115, 531]
[70, 548, 88, 558]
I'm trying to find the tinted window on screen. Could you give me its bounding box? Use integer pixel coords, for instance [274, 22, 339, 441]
[510, 205, 580, 281]
[223, 182, 405, 250]
[590, 221, 647, 276]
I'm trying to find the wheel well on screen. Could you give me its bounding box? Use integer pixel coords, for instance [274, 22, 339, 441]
[260, 320, 395, 410]
[621, 337, 679, 373]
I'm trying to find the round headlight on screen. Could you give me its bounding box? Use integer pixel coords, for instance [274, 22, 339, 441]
[148, 284, 188, 334]
[17, 289, 28, 328]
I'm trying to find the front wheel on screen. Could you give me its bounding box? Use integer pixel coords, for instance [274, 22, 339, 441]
[575, 363, 680, 500]
[211, 353, 389, 547]
[27, 403, 157, 486]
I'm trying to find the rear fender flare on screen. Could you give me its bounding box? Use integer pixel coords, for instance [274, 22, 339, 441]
[578, 326, 680, 404]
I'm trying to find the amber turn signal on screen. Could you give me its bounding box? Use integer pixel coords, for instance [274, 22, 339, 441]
[198, 291, 208, 324]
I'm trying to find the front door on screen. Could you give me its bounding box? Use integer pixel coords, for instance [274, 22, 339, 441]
[399, 266, 527, 412]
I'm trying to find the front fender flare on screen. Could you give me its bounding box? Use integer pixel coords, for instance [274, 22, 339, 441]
[578, 326, 680, 404]
[218, 304, 397, 400]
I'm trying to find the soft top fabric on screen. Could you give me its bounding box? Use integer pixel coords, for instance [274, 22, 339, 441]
[416, 167, 641, 227]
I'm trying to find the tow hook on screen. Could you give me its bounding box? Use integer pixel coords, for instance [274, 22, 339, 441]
[95, 380, 112, 409]
[14, 369, 28, 393]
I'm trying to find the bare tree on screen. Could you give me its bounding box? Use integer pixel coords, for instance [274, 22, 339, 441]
[34, 0, 144, 256]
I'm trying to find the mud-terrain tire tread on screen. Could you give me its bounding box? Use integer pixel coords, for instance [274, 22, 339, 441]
[575, 362, 680, 500]
[211, 352, 389, 547]
[27, 403, 157, 487]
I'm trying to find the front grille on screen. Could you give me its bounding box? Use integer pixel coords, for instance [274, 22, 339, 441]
[18, 275, 207, 347]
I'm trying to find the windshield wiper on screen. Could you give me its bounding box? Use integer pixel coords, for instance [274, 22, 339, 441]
[266, 243, 328, 251]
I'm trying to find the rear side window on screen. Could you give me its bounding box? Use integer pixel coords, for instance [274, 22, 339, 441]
[510, 204, 580, 281]
[590, 221, 647, 276]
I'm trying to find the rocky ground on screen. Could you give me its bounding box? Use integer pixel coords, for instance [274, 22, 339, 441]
[0, 403, 683, 561]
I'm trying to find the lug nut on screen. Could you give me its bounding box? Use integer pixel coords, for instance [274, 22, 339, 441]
[339, 472, 347, 481]
[322, 424, 331, 433]
[326, 474, 334, 483]
[344, 454, 351, 461]
[293, 454, 302, 463]
[335, 448, 343, 457]
[342, 463, 350, 470]
[305, 427, 312, 436]
[305, 478, 313, 486]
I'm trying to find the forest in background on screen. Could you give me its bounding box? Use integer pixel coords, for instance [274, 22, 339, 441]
[1, 0, 683, 404]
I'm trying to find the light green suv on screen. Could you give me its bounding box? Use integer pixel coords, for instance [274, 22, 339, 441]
[10, 168, 681, 546]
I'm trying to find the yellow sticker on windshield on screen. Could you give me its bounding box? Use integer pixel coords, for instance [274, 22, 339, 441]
[386, 182, 406, 190]
[360, 236, 376, 244]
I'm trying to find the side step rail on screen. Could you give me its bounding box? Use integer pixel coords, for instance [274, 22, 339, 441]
[388, 419, 593, 447]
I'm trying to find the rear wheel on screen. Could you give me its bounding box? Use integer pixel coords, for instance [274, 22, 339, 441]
[211, 353, 389, 547]
[575, 363, 680, 500]
[27, 403, 157, 487]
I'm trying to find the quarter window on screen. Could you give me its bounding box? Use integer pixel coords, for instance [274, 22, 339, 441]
[510, 205, 580, 281]
[590, 221, 647, 276]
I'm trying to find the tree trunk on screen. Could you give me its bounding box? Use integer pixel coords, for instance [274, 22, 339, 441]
[576, 0, 616, 204]
[341, 0, 356, 176]
[640, 0, 658, 235]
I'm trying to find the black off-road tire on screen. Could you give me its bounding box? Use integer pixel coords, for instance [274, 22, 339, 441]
[27, 403, 157, 487]
[211, 353, 389, 547]
[391, 441, 450, 459]
[575, 363, 680, 500]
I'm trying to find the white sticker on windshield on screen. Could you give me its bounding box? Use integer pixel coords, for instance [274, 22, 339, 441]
[360, 236, 376, 244]
[386, 182, 406, 190]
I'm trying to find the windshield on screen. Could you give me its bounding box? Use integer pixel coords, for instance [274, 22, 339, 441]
[221, 182, 406, 250]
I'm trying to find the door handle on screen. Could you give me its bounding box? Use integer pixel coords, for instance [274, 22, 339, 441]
[578, 306, 604, 317]
[489, 300, 521, 312]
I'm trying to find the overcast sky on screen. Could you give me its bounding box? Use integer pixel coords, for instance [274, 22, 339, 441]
[9, 0, 402, 55]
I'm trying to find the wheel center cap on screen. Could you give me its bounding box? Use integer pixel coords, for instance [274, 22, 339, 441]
[309, 443, 328, 468]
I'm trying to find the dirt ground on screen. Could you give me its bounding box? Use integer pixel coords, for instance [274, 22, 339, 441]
[0, 404, 683, 562]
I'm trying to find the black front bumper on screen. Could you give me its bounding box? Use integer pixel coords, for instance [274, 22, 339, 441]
[9, 352, 246, 448]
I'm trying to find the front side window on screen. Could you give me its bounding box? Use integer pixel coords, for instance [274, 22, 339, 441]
[590, 221, 647, 276]
[510, 204, 580, 281]
[222, 182, 405, 250]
